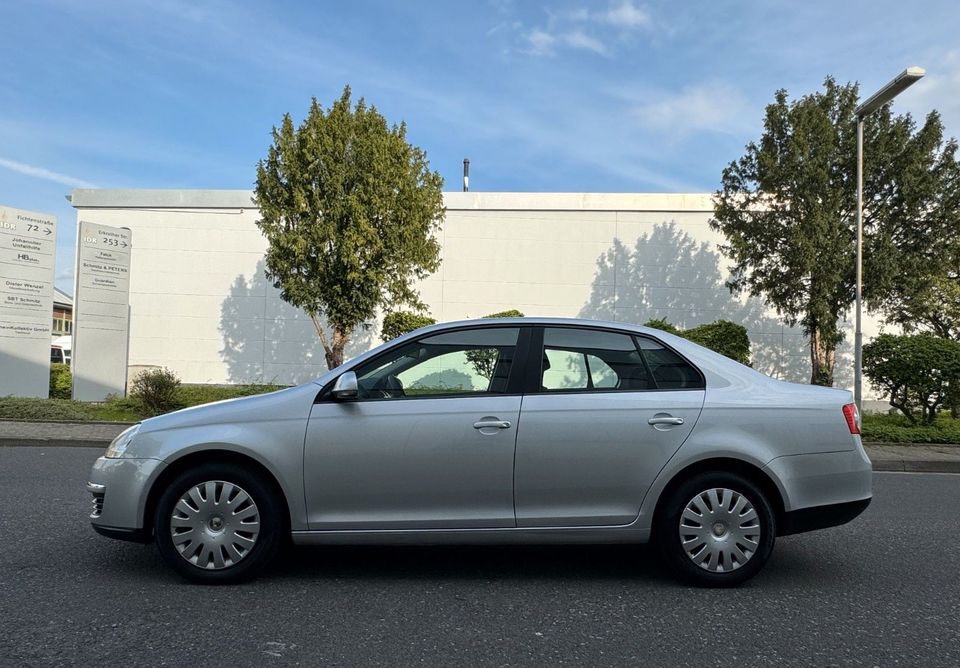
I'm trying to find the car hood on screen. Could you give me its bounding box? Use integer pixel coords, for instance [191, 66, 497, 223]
[137, 382, 321, 433]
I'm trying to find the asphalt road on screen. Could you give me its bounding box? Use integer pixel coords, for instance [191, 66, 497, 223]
[1, 447, 958, 667]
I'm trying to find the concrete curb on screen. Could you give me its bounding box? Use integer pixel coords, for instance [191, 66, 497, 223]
[869, 459, 960, 473]
[0, 438, 112, 449]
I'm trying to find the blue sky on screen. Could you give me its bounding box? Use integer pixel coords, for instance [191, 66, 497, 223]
[1, 0, 958, 292]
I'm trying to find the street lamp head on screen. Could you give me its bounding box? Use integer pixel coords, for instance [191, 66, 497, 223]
[855, 66, 925, 118]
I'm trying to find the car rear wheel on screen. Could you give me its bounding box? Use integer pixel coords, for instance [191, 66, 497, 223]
[656, 471, 776, 587]
[154, 463, 284, 584]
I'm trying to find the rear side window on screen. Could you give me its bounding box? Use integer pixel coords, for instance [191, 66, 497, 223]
[540, 328, 653, 392]
[636, 337, 704, 389]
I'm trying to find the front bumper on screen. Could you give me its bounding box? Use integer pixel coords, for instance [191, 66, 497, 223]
[87, 456, 165, 540]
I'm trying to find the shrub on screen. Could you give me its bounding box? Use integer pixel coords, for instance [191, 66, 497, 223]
[684, 320, 751, 366]
[175, 383, 286, 406]
[644, 318, 683, 336]
[645, 318, 751, 366]
[130, 367, 183, 417]
[49, 363, 72, 399]
[0, 396, 93, 421]
[861, 413, 960, 444]
[380, 311, 437, 342]
[484, 309, 524, 318]
[863, 333, 960, 425]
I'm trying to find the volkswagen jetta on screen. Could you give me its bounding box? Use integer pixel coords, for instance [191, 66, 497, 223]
[88, 318, 872, 586]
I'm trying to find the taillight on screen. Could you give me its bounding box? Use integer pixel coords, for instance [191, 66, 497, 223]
[842, 403, 860, 435]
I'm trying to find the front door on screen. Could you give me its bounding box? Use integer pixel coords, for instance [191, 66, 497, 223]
[514, 327, 705, 527]
[303, 326, 523, 530]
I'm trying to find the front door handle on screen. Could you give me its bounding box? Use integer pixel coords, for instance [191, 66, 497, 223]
[648, 416, 684, 426]
[473, 420, 512, 430]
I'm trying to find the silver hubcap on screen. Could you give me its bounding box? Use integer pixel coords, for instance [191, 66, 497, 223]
[170, 480, 260, 570]
[679, 487, 761, 573]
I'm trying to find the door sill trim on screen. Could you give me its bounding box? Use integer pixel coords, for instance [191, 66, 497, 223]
[291, 525, 647, 546]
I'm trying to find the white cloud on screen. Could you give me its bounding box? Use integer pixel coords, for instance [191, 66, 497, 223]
[0, 157, 98, 188]
[600, 1, 651, 30]
[629, 82, 752, 137]
[527, 28, 557, 55]
[518, 0, 652, 58]
[562, 30, 611, 57]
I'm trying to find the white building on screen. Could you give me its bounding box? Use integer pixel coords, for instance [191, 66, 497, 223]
[68, 189, 877, 396]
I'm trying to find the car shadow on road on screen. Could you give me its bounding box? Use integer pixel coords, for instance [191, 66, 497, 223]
[266, 543, 676, 585]
[97, 537, 844, 588]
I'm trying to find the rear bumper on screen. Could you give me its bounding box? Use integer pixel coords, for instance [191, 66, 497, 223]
[778, 497, 871, 536]
[763, 447, 873, 512]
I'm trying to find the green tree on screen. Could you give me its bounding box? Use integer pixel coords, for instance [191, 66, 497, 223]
[712, 77, 958, 385]
[255, 86, 445, 369]
[862, 334, 960, 424]
[876, 262, 960, 341]
[380, 311, 437, 342]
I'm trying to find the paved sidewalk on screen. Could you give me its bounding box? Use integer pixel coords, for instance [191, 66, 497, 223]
[0, 420, 129, 448]
[2, 419, 959, 473]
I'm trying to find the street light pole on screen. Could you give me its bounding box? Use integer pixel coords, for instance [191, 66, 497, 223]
[853, 66, 925, 412]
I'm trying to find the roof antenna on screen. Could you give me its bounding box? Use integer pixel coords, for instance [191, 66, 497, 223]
[462, 158, 470, 192]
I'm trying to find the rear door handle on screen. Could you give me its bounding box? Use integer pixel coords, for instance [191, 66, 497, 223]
[473, 420, 511, 430]
[648, 416, 684, 426]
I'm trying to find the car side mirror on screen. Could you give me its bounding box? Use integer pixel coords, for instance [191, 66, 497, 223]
[330, 371, 359, 400]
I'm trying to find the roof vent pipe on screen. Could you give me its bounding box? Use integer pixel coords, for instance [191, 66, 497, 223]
[463, 158, 470, 192]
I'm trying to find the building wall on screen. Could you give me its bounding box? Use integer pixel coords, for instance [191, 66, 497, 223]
[70, 190, 882, 396]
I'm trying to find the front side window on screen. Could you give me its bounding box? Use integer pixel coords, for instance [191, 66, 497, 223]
[540, 328, 704, 392]
[354, 327, 520, 399]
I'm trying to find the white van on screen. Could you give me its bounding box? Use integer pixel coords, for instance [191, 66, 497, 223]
[51, 335, 72, 366]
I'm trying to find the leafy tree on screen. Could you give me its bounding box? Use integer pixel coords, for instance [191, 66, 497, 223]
[862, 334, 960, 424]
[467, 309, 524, 379]
[712, 77, 958, 385]
[254, 86, 445, 369]
[380, 311, 437, 342]
[645, 319, 751, 366]
[877, 264, 960, 341]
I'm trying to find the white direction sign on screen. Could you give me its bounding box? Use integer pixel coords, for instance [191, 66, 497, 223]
[72, 221, 132, 401]
[0, 205, 57, 397]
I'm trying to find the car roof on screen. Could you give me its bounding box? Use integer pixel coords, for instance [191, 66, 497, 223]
[416, 316, 657, 336]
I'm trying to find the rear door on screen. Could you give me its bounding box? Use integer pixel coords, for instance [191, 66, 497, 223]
[513, 326, 705, 527]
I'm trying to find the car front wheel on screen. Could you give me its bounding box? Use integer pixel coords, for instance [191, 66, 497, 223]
[154, 463, 284, 584]
[657, 471, 776, 587]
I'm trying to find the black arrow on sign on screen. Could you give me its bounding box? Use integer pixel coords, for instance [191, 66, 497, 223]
[44, 228, 52, 235]
[122, 242, 128, 248]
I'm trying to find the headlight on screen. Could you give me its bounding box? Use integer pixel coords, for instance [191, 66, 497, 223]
[105, 424, 141, 458]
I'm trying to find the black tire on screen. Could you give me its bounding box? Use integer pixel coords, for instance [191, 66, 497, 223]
[154, 462, 285, 584]
[655, 471, 776, 587]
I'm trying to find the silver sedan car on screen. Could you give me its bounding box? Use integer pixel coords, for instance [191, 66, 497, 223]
[88, 318, 872, 586]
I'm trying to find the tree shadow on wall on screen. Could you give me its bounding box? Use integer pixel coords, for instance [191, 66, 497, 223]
[578, 221, 810, 383]
[219, 260, 375, 385]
